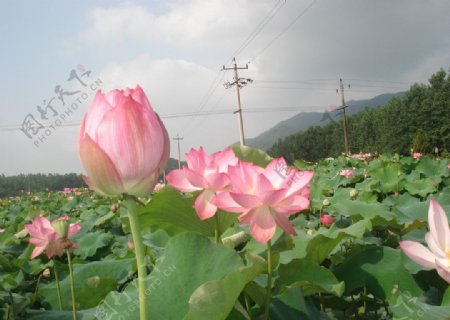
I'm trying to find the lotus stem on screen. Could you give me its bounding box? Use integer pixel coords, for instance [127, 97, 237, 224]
[214, 214, 221, 244]
[66, 251, 77, 320]
[264, 240, 272, 320]
[124, 195, 148, 320]
[53, 260, 63, 310]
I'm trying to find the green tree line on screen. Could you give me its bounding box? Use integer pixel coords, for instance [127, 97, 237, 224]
[0, 159, 183, 197]
[0, 173, 85, 197]
[268, 69, 450, 162]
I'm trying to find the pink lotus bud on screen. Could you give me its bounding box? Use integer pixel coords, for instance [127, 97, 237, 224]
[111, 204, 119, 213]
[78, 86, 170, 197]
[320, 214, 334, 227]
[128, 241, 135, 250]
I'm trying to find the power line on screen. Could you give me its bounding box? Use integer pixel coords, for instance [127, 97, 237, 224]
[253, 79, 411, 88]
[176, 71, 226, 136]
[177, 0, 287, 137]
[251, 0, 317, 61]
[345, 78, 412, 85]
[228, 0, 286, 61]
[2, 106, 332, 133]
[250, 85, 407, 93]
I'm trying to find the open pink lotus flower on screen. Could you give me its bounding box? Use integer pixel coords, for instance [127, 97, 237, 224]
[78, 86, 169, 197]
[167, 147, 238, 220]
[214, 158, 314, 243]
[24, 215, 81, 259]
[400, 200, 450, 283]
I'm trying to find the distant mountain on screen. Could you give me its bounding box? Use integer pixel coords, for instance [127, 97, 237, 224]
[242, 92, 405, 150]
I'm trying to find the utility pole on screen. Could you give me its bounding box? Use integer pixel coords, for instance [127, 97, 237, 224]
[337, 78, 350, 155]
[223, 58, 252, 146]
[173, 134, 183, 169]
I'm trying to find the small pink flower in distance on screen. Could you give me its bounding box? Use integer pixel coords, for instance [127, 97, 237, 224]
[400, 200, 450, 283]
[153, 182, 165, 193]
[320, 214, 334, 227]
[412, 152, 422, 159]
[167, 147, 239, 220]
[214, 158, 314, 243]
[350, 153, 372, 160]
[61, 188, 73, 195]
[24, 215, 81, 259]
[339, 169, 354, 179]
[0, 228, 5, 233]
[128, 241, 135, 250]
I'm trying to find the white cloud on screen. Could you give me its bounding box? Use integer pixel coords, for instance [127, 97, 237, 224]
[81, 0, 271, 49]
[98, 54, 218, 112]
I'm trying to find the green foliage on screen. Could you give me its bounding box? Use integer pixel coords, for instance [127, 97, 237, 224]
[136, 187, 237, 237]
[0, 150, 449, 319]
[277, 259, 345, 297]
[97, 232, 264, 320]
[411, 128, 431, 153]
[334, 246, 422, 299]
[39, 259, 134, 310]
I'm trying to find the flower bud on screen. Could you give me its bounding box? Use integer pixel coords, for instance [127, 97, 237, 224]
[42, 268, 51, 278]
[322, 198, 330, 206]
[320, 214, 334, 227]
[52, 220, 69, 238]
[222, 231, 247, 248]
[78, 86, 170, 197]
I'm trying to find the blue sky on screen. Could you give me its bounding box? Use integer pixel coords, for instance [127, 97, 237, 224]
[1, 0, 449, 175]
